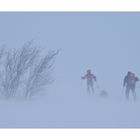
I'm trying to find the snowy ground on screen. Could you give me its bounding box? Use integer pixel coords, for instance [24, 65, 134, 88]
[0, 87, 140, 128]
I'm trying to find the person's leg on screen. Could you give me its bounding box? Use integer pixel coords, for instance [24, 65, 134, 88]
[87, 81, 90, 94]
[90, 82, 94, 94]
[125, 86, 130, 100]
[131, 85, 136, 101]
[88, 80, 94, 95]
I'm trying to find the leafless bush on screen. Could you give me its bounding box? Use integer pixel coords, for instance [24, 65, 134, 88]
[25, 50, 59, 99]
[0, 41, 59, 99]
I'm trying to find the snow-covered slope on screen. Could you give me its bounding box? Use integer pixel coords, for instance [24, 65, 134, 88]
[0, 89, 140, 128]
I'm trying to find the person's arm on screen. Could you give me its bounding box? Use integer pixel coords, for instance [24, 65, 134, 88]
[92, 74, 96, 82]
[94, 76, 97, 82]
[81, 74, 86, 80]
[136, 77, 139, 82]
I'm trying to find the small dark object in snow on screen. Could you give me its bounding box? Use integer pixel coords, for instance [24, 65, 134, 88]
[100, 90, 109, 97]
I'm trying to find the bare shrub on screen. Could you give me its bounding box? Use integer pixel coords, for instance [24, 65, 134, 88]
[0, 41, 59, 99]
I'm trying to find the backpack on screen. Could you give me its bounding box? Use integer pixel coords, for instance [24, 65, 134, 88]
[129, 73, 136, 85]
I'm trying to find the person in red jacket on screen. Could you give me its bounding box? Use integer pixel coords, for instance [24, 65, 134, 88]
[123, 71, 139, 101]
[82, 69, 96, 94]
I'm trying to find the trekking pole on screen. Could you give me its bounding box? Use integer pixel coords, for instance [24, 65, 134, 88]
[95, 81, 101, 94]
[95, 81, 100, 89]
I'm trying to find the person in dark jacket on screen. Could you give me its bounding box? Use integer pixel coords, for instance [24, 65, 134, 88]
[82, 69, 96, 94]
[123, 71, 139, 100]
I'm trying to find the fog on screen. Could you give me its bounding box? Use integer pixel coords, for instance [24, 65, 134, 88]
[0, 12, 140, 128]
